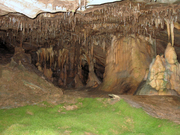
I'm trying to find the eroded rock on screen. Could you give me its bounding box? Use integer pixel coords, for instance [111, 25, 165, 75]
[136, 43, 180, 95]
[99, 34, 155, 94]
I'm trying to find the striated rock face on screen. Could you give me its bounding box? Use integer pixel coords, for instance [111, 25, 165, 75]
[137, 43, 180, 95]
[99, 34, 155, 94]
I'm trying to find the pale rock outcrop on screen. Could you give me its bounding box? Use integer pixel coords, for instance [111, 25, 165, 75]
[165, 43, 178, 64]
[137, 43, 180, 95]
[149, 55, 166, 91]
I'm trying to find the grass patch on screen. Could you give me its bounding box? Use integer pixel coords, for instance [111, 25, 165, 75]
[0, 98, 179, 135]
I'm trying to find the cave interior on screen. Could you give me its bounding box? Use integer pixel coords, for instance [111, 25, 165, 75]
[1, 0, 180, 95]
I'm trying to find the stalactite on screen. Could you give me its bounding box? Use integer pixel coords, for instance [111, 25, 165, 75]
[166, 20, 170, 42]
[36, 50, 40, 63]
[161, 19, 164, 29]
[40, 49, 43, 64]
[64, 63, 67, 86]
[50, 48, 54, 68]
[46, 48, 49, 61]
[155, 19, 158, 28]
[54, 61, 57, 70]
[171, 21, 174, 46]
[41, 48, 46, 63]
[58, 50, 62, 68]
[102, 40, 105, 53]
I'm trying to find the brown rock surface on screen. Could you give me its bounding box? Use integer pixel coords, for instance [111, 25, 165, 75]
[99, 34, 155, 94]
[74, 74, 84, 88]
[0, 55, 63, 109]
[121, 95, 180, 124]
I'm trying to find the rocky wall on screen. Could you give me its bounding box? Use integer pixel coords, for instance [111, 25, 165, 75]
[0, 1, 180, 93]
[99, 34, 155, 94]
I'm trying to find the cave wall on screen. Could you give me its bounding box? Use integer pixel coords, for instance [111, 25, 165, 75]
[99, 34, 155, 94]
[0, 1, 180, 94]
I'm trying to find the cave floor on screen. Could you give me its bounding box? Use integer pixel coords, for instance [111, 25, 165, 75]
[64, 89, 180, 124]
[0, 49, 180, 125]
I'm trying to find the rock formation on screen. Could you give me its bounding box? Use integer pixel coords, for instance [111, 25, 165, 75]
[136, 43, 180, 95]
[99, 34, 155, 94]
[0, 0, 180, 95]
[0, 47, 63, 108]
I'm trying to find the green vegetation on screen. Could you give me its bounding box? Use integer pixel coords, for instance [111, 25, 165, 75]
[0, 98, 179, 135]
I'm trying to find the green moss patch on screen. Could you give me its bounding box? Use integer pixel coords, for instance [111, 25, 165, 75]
[0, 98, 179, 135]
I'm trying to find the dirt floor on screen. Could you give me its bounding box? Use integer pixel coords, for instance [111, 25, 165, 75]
[64, 89, 180, 124]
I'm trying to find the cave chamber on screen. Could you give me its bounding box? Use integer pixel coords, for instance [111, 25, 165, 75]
[1, 0, 180, 95]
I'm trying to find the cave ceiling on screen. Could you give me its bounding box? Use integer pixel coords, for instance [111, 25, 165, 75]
[0, 0, 119, 18]
[0, 0, 180, 48]
[0, 0, 180, 60]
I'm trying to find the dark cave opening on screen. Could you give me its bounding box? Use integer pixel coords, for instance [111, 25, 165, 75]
[0, 38, 14, 65]
[81, 62, 89, 85]
[94, 63, 105, 82]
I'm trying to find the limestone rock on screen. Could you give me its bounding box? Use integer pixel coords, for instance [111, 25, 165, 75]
[134, 81, 159, 95]
[99, 34, 155, 94]
[149, 55, 166, 91]
[135, 81, 179, 96]
[43, 67, 53, 82]
[13, 47, 31, 64]
[137, 43, 180, 95]
[165, 43, 177, 64]
[74, 74, 84, 88]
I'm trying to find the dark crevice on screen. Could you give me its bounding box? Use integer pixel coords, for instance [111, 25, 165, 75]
[0, 39, 14, 65]
[81, 63, 89, 85]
